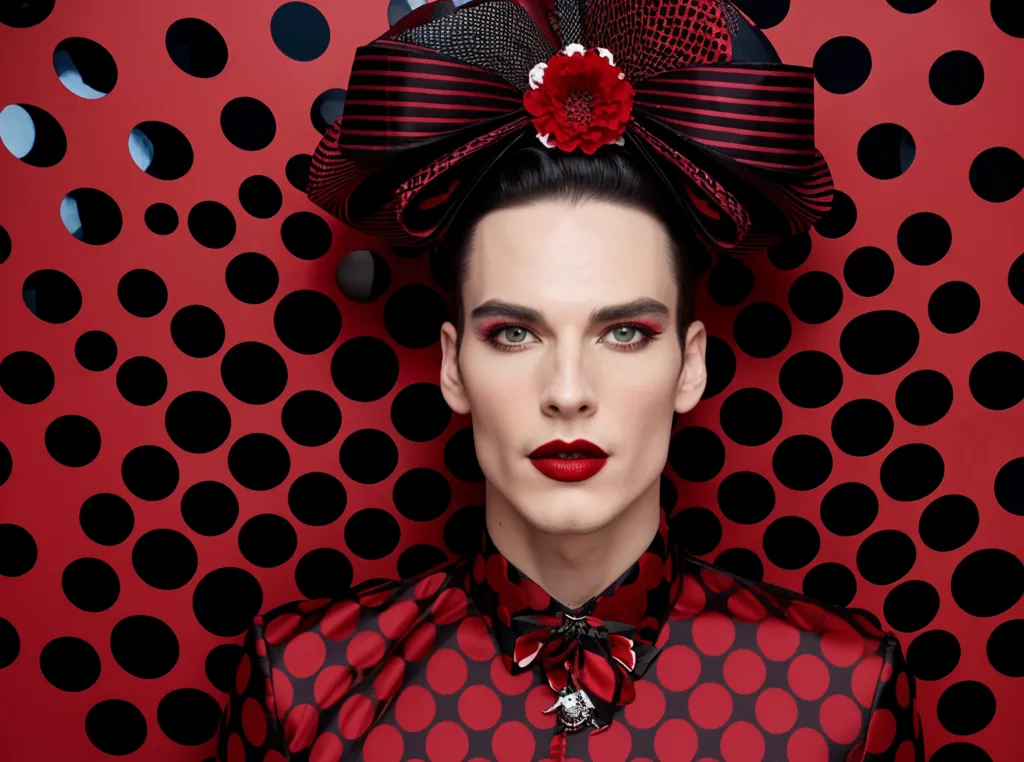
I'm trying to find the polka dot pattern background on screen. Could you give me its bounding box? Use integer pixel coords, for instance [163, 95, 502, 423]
[0, 1, 1021, 760]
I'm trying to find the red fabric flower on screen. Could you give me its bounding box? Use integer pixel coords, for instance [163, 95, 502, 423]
[523, 44, 635, 155]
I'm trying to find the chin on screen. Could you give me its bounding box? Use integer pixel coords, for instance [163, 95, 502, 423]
[520, 502, 617, 537]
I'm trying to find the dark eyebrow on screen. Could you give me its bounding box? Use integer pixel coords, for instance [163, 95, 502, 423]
[469, 297, 670, 325]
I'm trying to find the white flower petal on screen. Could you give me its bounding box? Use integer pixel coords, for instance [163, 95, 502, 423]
[537, 133, 555, 149]
[528, 61, 547, 89]
[597, 47, 616, 67]
[563, 43, 586, 57]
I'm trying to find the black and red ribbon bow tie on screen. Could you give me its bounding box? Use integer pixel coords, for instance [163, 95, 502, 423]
[509, 607, 662, 732]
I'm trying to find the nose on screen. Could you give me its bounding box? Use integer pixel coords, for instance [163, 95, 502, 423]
[539, 345, 597, 418]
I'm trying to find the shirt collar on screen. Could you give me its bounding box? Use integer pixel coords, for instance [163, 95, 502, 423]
[467, 508, 681, 660]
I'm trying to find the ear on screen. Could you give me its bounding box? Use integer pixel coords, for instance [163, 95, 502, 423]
[675, 319, 708, 415]
[439, 321, 472, 415]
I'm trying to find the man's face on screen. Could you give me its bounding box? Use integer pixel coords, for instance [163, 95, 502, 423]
[439, 199, 708, 537]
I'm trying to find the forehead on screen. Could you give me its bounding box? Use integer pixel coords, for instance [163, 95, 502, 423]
[463, 200, 677, 312]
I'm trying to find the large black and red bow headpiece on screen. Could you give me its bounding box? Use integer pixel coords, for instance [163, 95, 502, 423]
[306, 0, 834, 263]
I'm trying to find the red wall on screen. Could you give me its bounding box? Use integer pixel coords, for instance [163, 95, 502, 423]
[0, 1, 1021, 760]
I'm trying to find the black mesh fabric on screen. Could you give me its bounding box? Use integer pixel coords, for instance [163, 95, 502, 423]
[392, 0, 557, 92]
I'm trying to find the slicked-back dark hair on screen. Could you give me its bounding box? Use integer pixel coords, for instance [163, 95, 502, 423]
[437, 143, 707, 364]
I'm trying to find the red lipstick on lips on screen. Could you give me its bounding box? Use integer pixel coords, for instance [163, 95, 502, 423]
[527, 439, 608, 483]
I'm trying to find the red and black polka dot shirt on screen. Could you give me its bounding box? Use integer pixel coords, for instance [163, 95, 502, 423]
[217, 511, 925, 761]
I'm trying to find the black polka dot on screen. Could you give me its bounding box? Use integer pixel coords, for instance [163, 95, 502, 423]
[282, 390, 341, 446]
[398, 544, 449, 578]
[732, 302, 791, 359]
[820, 482, 879, 537]
[778, 351, 843, 408]
[40, 637, 100, 691]
[165, 391, 232, 453]
[443, 504, 485, 557]
[0, 616, 19, 669]
[1010, 252, 1024, 306]
[288, 471, 347, 527]
[951, 548, 1024, 617]
[713, 547, 764, 582]
[928, 281, 980, 333]
[384, 284, 450, 349]
[969, 351, 1024, 410]
[857, 530, 918, 585]
[170, 305, 226, 358]
[286, 153, 312, 192]
[311, 88, 347, 135]
[23, 269, 82, 323]
[788, 271, 843, 324]
[813, 36, 871, 94]
[672, 507, 723, 557]
[840, 310, 920, 375]
[271, 2, 330, 62]
[181, 480, 239, 536]
[857, 122, 915, 180]
[226, 252, 279, 304]
[133, 529, 198, 590]
[331, 336, 400, 402]
[987, 619, 1024, 677]
[803, 563, 857, 608]
[814, 190, 857, 238]
[884, 580, 940, 632]
[116, 356, 168, 406]
[887, 0, 936, 12]
[728, 0, 789, 28]
[844, 246, 894, 297]
[339, 429, 399, 484]
[929, 50, 984, 105]
[718, 471, 774, 525]
[719, 388, 782, 447]
[221, 342, 288, 403]
[668, 426, 725, 482]
[111, 615, 179, 678]
[897, 211, 952, 265]
[221, 96, 276, 151]
[970, 147, 1024, 202]
[62, 557, 120, 611]
[345, 508, 401, 560]
[763, 516, 820, 570]
[393, 468, 451, 522]
[0, 524, 37, 577]
[145, 202, 178, 235]
[157, 688, 222, 745]
[228, 433, 291, 491]
[831, 398, 893, 457]
[128, 121, 194, 180]
[991, 0, 1024, 38]
[335, 248, 392, 303]
[0, 223, 10, 263]
[80, 493, 134, 546]
[702, 335, 736, 399]
[238, 175, 282, 218]
[280, 211, 332, 260]
[766, 232, 811, 271]
[880, 443, 944, 501]
[895, 369, 953, 425]
[187, 200, 236, 249]
[121, 444, 179, 501]
[274, 290, 342, 355]
[85, 699, 147, 756]
[707, 255, 754, 308]
[919, 494, 978, 552]
[166, 18, 228, 78]
[937, 680, 996, 735]
[294, 548, 353, 599]
[391, 383, 452, 442]
[61, 187, 123, 245]
[0, 104, 66, 166]
[908, 629, 960, 681]
[994, 457, 1024, 517]
[0, 440, 10, 487]
[0, 351, 54, 404]
[75, 330, 117, 371]
[118, 269, 168, 318]
[205, 643, 244, 693]
[0, 0, 54, 26]
[192, 567, 264, 637]
[45, 414, 101, 467]
[772, 435, 832, 491]
[238, 514, 298, 568]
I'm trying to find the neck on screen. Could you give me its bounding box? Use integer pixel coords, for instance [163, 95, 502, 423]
[483, 477, 662, 609]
